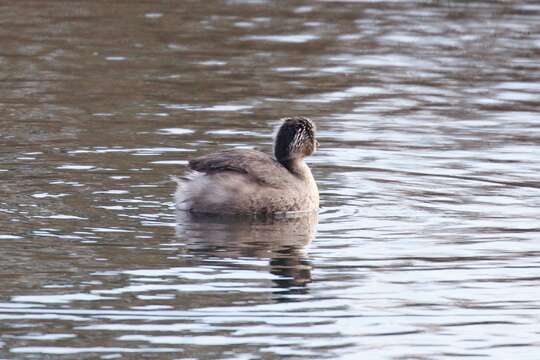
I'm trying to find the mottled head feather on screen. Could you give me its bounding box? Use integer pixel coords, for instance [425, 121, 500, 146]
[274, 117, 317, 162]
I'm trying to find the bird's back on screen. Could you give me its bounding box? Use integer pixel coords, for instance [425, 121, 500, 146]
[188, 149, 294, 187]
[176, 148, 318, 215]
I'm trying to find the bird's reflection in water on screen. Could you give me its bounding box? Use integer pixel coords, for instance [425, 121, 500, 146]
[175, 211, 318, 297]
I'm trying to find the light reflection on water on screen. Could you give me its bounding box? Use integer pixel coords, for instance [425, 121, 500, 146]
[1, 0, 540, 358]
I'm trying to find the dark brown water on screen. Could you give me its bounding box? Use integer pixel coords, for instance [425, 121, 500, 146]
[1, 0, 540, 358]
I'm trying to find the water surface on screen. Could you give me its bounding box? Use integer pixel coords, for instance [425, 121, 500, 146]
[1, 0, 540, 358]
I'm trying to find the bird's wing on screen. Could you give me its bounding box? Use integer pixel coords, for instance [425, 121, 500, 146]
[188, 149, 288, 186]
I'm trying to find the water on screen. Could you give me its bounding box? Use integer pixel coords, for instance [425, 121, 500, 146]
[1, 0, 540, 358]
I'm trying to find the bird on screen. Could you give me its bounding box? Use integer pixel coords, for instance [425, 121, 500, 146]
[174, 117, 319, 216]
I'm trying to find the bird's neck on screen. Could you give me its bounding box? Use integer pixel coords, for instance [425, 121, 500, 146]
[278, 157, 319, 210]
[279, 158, 311, 179]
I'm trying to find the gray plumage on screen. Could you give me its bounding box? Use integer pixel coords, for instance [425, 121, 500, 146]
[175, 117, 319, 215]
[188, 149, 285, 187]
